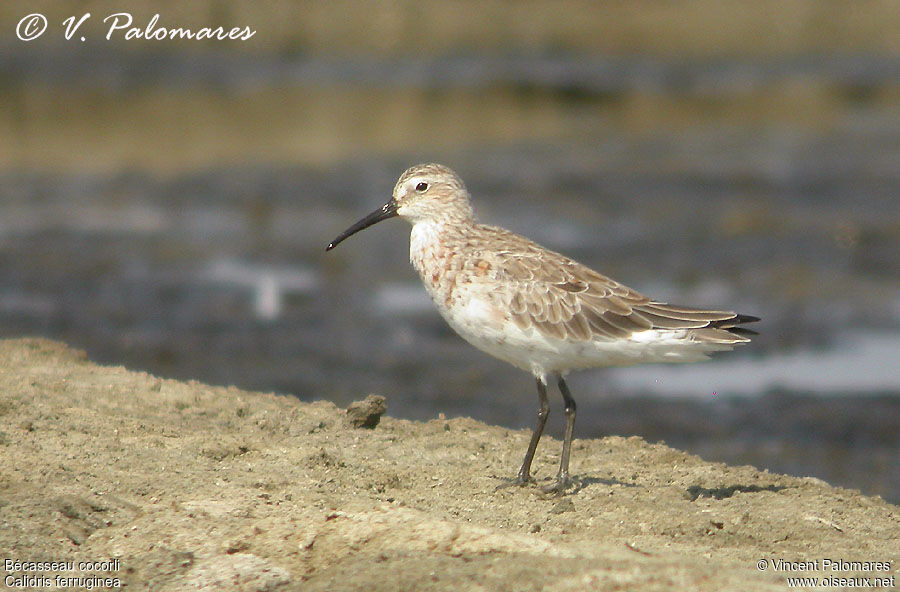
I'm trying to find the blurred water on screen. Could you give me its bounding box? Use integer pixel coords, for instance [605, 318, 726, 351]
[5, 47, 900, 95]
[1, 49, 899, 500]
[605, 331, 900, 396]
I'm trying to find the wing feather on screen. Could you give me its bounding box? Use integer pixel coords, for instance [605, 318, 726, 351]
[469, 224, 756, 343]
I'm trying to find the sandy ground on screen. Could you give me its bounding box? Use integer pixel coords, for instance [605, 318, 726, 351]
[1, 338, 897, 591]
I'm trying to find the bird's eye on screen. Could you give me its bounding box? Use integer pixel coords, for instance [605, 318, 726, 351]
[415, 182, 428, 192]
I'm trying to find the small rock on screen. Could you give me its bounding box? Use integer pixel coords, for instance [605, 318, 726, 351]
[223, 538, 251, 554]
[345, 394, 387, 429]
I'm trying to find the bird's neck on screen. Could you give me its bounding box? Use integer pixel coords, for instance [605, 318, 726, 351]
[408, 218, 469, 300]
[408, 212, 474, 247]
[409, 219, 449, 264]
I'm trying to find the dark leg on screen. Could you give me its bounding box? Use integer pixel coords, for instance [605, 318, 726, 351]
[498, 376, 549, 488]
[542, 373, 576, 495]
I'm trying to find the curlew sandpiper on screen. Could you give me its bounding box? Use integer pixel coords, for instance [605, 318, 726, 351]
[327, 163, 758, 495]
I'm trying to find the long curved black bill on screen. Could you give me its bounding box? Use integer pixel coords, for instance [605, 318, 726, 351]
[326, 199, 398, 251]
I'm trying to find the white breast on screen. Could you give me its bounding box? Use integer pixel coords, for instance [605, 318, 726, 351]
[409, 220, 453, 308]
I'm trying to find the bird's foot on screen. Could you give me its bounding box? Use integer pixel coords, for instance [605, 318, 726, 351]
[495, 473, 533, 490]
[539, 477, 570, 497]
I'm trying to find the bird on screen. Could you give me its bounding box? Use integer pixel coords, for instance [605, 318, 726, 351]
[326, 163, 758, 495]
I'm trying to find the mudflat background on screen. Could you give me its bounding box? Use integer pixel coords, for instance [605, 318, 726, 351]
[1, 339, 897, 590]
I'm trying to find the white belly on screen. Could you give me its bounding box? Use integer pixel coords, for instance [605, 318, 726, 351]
[434, 290, 717, 376]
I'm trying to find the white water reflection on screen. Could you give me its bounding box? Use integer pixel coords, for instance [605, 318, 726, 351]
[203, 258, 319, 321]
[602, 331, 900, 396]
